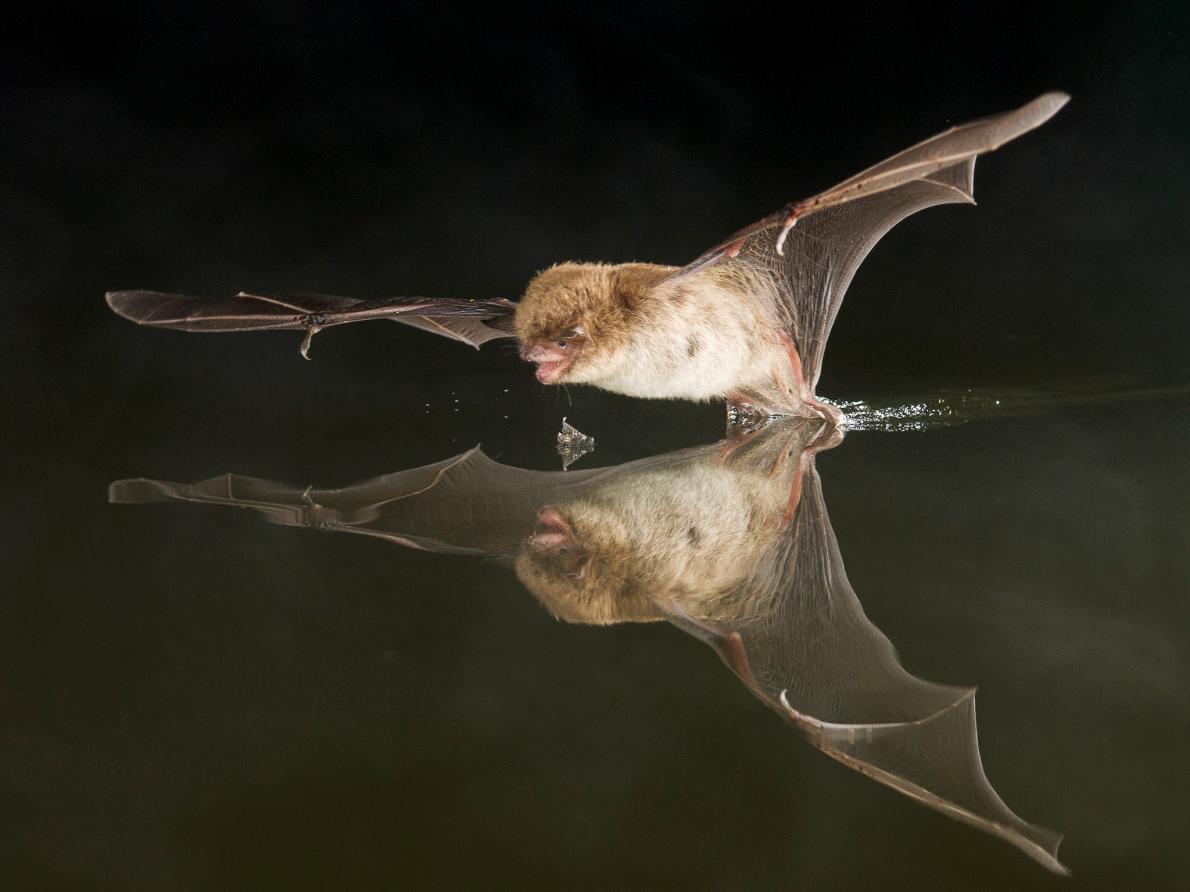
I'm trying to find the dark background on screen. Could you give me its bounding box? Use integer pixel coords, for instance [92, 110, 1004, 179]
[2, 2, 1187, 890]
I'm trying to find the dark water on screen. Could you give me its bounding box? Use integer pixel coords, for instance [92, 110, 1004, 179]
[5, 329, 1187, 888]
[5, 4, 1190, 889]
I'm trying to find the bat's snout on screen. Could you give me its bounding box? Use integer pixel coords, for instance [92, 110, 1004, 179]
[521, 343, 567, 363]
[522, 341, 575, 384]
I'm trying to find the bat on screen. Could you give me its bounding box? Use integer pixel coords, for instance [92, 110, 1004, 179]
[108, 93, 1069, 421]
[110, 418, 1067, 872]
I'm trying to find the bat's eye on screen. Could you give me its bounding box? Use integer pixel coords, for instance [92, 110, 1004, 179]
[558, 547, 569, 555]
[553, 325, 583, 350]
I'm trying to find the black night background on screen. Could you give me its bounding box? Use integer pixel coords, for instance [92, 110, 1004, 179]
[2, 2, 1187, 890]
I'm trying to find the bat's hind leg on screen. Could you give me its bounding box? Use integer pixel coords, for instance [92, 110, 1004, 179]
[777, 332, 844, 426]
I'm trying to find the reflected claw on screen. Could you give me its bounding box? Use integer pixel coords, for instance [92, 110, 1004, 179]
[778, 689, 824, 729]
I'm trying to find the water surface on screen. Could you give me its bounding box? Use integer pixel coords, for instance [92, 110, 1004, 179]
[6, 347, 1186, 888]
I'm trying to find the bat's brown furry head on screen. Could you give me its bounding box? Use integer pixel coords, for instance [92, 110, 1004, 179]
[514, 262, 674, 385]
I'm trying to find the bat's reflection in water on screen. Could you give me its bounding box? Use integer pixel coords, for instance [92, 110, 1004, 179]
[110, 420, 1066, 873]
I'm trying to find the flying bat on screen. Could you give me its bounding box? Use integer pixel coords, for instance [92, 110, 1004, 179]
[107, 93, 1068, 421]
[110, 419, 1067, 872]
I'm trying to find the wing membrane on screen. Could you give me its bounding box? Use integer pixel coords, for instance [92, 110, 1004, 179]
[106, 290, 517, 353]
[675, 92, 1069, 391]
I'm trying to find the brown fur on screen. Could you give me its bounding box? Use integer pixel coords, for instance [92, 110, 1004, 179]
[513, 434, 808, 626]
[512, 258, 816, 412]
[514, 262, 677, 361]
[514, 508, 663, 625]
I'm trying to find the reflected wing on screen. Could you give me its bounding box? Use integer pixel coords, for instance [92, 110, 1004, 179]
[671, 92, 1068, 391]
[106, 290, 517, 357]
[110, 448, 614, 557]
[783, 693, 1067, 874]
[666, 455, 967, 726]
[109, 444, 727, 557]
[668, 443, 1067, 873]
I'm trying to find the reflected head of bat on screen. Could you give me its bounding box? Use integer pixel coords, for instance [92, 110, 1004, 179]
[513, 425, 811, 625]
[516, 505, 653, 624]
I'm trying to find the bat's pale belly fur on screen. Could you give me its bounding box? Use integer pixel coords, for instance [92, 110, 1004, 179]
[536, 262, 792, 404]
[579, 287, 786, 401]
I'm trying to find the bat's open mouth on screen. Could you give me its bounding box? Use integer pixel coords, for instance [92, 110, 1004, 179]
[534, 358, 570, 383]
[522, 342, 575, 384]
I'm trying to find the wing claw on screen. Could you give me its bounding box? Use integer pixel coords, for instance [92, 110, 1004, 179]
[300, 326, 318, 360]
[773, 202, 807, 256]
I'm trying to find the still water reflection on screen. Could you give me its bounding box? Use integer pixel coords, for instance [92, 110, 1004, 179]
[112, 418, 1065, 873]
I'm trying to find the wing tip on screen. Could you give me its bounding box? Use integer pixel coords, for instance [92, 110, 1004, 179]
[1032, 831, 1070, 876]
[109, 477, 151, 503]
[106, 289, 181, 325]
[1024, 91, 1071, 126]
[106, 290, 146, 323]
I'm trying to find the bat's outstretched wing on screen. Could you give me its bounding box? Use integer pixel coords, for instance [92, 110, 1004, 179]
[105, 290, 517, 357]
[671, 92, 1069, 393]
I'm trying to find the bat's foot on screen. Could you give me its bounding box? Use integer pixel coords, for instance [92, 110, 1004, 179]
[805, 396, 844, 427]
[773, 331, 845, 427]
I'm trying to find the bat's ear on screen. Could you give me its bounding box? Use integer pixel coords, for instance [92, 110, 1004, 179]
[572, 322, 587, 337]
